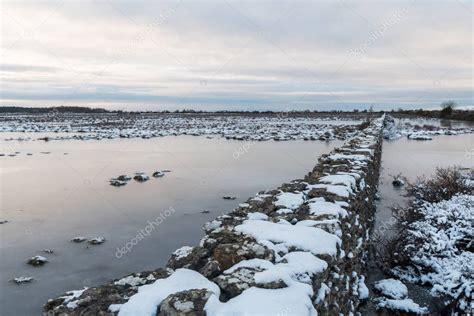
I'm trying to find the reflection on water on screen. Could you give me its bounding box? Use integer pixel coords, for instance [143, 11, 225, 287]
[0, 135, 339, 316]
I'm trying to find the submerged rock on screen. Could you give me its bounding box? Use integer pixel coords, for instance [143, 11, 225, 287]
[27, 255, 48, 266]
[117, 175, 132, 181]
[71, 237, 87, 243]
[110, 179, 127, 187]
[11, 276, 34, 284]
[222, 196, 236, 200]
[153, 171, 165, 178]
[88, 237, 106, 245]
[133, 173, 150, 182]
[408, 133, 433, 141]
[392, 177, 405, 187]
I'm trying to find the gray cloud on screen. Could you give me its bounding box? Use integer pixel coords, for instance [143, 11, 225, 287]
[0, 0, 472, 110]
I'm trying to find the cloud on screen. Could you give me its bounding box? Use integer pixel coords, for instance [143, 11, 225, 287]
[0, 0, 472, 110]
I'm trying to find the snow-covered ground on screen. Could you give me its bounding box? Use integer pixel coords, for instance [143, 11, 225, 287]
[383, 114, 473, 141]
[391, 193, 474, 313]
[0, 113, 362, 142]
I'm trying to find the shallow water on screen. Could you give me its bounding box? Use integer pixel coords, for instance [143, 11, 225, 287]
[361, 134, 473, 315]
[0, 135, 340, 316]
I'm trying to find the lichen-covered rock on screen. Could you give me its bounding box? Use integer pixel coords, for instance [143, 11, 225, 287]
[160, 289, 212, 316]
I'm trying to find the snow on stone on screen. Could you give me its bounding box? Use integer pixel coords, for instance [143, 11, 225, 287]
[114, 275, 146, 287]
[60, 288, 88, 309]
[374, 278, 408, 299]
[173, 246, 194, 260]
[247, 212, 269, 220]
[118, 269, 220, 316]
[109, 304, 122, 312]
[357, 275, 369, 299]
[235, 219, 341, 256]
[307, 184, 352, 198]
[327, 153, 369, 162]
[11, 276, 34, 284]
[408, 133, 433, 140]
[308, 200, 348, 218]
[276, 208, 293, 215]
[315, 282, 330, 304]
[274, 192, 305, 209]
[319, 174, 356, 191]
[377, 298, 428, 314]
[224, 258, 274, 274]
[205, 281, 317, 316]
[254, 252, 328, 285]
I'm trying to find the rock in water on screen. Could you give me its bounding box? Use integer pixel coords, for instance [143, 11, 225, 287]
[11, 276, 34, 284]
[71, 236, 87, 243]
[222, 196, 236, 200]
[88, 237, 106, 245]
[117, 175, 131, 181]
[27, 255, 48, 266]
[392, 177, 405, 187]
[109, 179, 127, 187]
[133, 173, 150, 182]
[152, 171, 165, 178]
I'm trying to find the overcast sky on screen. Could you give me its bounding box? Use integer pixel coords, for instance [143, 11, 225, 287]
[1, 0, 472, 111]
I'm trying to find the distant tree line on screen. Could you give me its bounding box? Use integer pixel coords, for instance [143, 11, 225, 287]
[0, 106, 108, 113]
[1, 102, 471, 121]
[392, 101, 473, 122]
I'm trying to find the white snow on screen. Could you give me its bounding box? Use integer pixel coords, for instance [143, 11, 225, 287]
[306, 184, 352, 198]
[114, 275, 146, 287]
[172, 246, 194, 260]
[319, 174, 356, 191]
[327, 153, 369, 162]
[247, 212, 269, 220]
[205, 281, 317, 316]
[391, 194, 474, 309]
[235, 219, 341, 256]
[109, 304, 122, 312]
[377, 298, 428, 314]
[274, 192, 305, 209]
[315, 283, 330, 304]
[308, 200, 348, 218]
[61, 288, 88, 309]
[374, 278, 408, 299]
[357, 275, 369, 299]
[118, 269, 220, 316]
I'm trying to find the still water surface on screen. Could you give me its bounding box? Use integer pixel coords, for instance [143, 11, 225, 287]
[0, 135, 339, 316]
[1, 132, 472, 315]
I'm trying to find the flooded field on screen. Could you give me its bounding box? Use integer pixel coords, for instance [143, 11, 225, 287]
[0, 116, 472, 315]
[0, 134, 340, 315]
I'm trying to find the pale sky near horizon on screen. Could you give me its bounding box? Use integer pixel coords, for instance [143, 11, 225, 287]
[0, 0, 472, 111]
